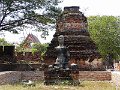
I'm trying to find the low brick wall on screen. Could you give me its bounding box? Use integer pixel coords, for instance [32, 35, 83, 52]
[21, 71, 44, 81]
[0, 71, 112, 85]
[0, 71, 44, 85]
[79, 71, 111, 81]
[0, 71, 21, 85]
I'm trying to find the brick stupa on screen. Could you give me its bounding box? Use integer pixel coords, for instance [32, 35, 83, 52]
[44, 6, 100, 70]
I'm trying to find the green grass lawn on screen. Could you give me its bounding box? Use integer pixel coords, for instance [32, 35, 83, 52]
[0, 81, 118, 90]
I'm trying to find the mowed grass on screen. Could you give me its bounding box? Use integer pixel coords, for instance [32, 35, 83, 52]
[0, 81, 118, 90]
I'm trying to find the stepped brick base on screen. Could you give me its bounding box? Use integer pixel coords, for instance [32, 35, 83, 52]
[0, 71, 111, 85]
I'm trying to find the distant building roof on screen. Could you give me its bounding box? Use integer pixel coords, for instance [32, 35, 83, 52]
[23, 34, 40, 48]
[25, 34, 40, 43]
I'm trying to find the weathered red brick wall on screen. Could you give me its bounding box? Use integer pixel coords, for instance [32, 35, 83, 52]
[0, 71, 21, 85]
[16, 52, 41, 61]
[44, 58, 56, 65]
[0, 71, 44, 85]
[21, 71, 111, 81]
[79, 71, 111, 81]
[0, 71, 111, 85]
[21, 71, 44, 81]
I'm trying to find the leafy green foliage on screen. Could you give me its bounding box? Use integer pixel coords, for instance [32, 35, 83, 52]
[0, 38, 12, 46]
[32, 43, 48, 60]
[0, 0, 62, 33]
[88, 16, 120, 59]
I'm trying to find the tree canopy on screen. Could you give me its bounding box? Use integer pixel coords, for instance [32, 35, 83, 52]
[88, 16, 120, 60]
[0, 38, 12, 45]
[32, 43, 48, 60]
[0, 0, 62, 34]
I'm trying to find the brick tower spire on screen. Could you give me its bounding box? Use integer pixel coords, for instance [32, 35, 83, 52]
[44, 6, 100, 70]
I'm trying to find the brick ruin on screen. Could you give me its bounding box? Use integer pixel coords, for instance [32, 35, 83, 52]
[0, 46, 41, 71]
[16, 52, 40, 62]
[0, 46, 41, 63]
[44, 6, 102, 70]
[0, 46, 16, 63]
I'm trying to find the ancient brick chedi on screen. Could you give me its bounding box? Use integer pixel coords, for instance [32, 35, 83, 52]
[44, 6, 100, 69]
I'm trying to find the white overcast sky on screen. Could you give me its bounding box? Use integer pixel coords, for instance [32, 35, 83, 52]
[1, 0, 120, 44]
[60, 0, 120, 16]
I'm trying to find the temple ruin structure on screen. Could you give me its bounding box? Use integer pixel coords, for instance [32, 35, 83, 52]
[44, 6, 101, 70]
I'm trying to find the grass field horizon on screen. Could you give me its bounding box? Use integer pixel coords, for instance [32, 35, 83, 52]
[0, 81, 118, 90]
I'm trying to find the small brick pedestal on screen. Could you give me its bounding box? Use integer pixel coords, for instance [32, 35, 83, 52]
[44, 69, 71, 85]
[44, 69, 80, 85]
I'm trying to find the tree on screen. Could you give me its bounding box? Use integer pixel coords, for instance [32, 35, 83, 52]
[32, 43, 48, 60]
[32, 43, 48, 54]
[88, 16, 120, 60]
[0, 38, 12, 45]
[0, 0, 62, 34]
